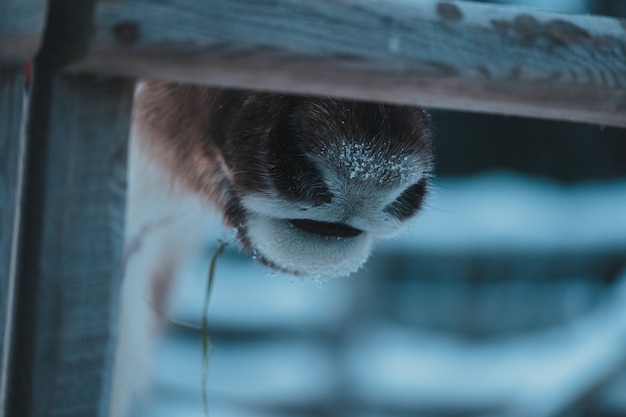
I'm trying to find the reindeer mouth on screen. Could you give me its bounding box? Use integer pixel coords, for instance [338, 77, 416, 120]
[289, 219, 363, 238]
[243, 213, 372, 277]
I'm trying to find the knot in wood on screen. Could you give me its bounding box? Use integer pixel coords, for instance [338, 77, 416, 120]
[113, 21, 140, 45]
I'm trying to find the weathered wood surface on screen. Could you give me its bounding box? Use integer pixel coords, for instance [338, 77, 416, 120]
[3, 1, 135, 416]
[5, 70, 134, 417]
[0, 67, 26, 417]
[0, 0, 47, 64]
[66, 0, 626, 126]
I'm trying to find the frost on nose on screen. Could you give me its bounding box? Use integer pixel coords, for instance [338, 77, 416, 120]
[331, 140, 419, 185]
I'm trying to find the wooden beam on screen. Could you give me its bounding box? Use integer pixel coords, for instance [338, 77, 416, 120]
[66, 0, 626, 126]
[0, 67, 26, 417]
[0, 2, 44, 412]
[5, 73, 134, 417]
[4, 1, 135, 416]
[0, 0, 47, 64]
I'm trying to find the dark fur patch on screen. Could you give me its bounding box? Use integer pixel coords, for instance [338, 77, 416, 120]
[384, 178, 429, 220]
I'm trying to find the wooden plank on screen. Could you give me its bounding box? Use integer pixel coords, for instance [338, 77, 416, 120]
[0, 0, 47, 64]
[66, 0, 626, 126]
[4, 1, 135, 416]
[0, 67, 26, 417]
[5, 70, 134, 417]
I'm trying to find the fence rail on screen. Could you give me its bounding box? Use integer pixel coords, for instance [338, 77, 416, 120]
[0, 0, 625, 416]
[0, 66, 27, 417]
[3, 1, 626, 126]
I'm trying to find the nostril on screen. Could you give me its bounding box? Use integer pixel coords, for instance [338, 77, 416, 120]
[289, 219, 362, 238]
[384, 179, 428, 220]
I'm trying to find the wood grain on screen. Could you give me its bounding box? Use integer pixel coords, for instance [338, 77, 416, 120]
[63, 0, 626, 126]
[5, 70, 134, 417]
[0, 67, 26, 417]
[0, 0, 47, 64]
[3, 2, 137, 416]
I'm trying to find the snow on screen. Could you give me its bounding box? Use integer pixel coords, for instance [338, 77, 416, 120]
[324, 139, 422, 184]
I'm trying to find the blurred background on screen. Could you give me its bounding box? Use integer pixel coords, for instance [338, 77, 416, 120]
[125, 1, 626, 416]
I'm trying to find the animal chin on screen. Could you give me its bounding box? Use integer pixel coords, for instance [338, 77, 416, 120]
[243, 213, 373, 278]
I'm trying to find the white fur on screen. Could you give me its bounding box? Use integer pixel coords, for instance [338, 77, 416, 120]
[110, 128, 221, 417]
[245, 213, 373, 278]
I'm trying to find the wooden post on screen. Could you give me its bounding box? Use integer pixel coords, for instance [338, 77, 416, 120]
[0, 68, 27, 417]
[6, 73, 133, 417]
[1, 0, 46, 415]
[3, 1, 135, 416]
